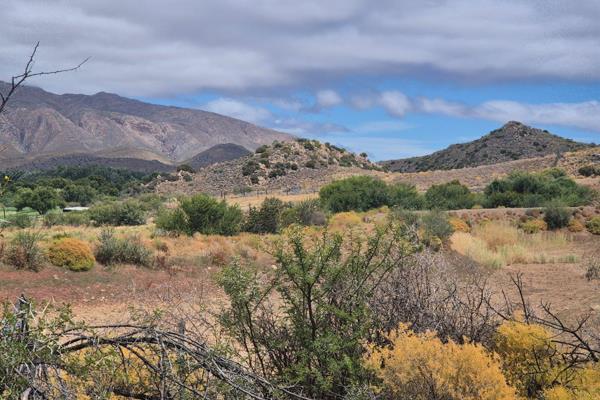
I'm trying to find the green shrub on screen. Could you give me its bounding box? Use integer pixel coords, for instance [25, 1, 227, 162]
[10, 213, 35, 229]
[89, 201, 146, 226]
[484, 170, 594, 208]
[388, 182, 425, 210]
[62, 183, 96, 206]
[320, 176, 389, 213]
[586, 216, 600, 235]
[242, 160, 259, 176]
[543, 203, 572, 230]
[3, 231, 45, 271]
[420, 210, 453, 245]
[61, 211, 90, 227]
[425, 180, 475, 210]
[304, 160, 317, 169]
[156, 194, 242, 236]
[95, 228, 152, 267]
[244, 197, 286, 234]
[48, 238, 95, 272]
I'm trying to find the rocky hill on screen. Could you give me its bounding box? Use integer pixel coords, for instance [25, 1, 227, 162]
[155, 139, 382, 195]
[382, 121, 591, 172]
[0, 81, 291, 167]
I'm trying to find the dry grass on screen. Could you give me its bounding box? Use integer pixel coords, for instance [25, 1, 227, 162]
[451, 221, 578, 268]
[226, 192, 318, 208]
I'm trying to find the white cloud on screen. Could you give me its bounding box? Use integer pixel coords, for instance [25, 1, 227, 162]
[2, 0, 600, 95]
[315, 89, 342, 108]
[378, 91, 412, 117]
[202, 98, 272, 124]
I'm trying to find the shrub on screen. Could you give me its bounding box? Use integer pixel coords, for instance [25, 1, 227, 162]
[95, 228, 152, 267]
[425, 180, 475, 210]
[579, 165, 600, 177]
[244, 197, 286, 234]
[304, 160, 316, 169]
[48, 238, 95, 271]
[320, 176, 388, 212]
[448, 216, 470, 232]
[492, 320, 592, 398]
[520, 218, 547, 234]
[10, 213, 35, 229]
[280, 199, 326, 227]
[568, 218, 585, 232]
[484, 170, 594, 208]
[365, 326, 516, 400]
[421, 210, 453, 245]
[3, 231, 45, 271]
[387, 182, 425, 210]
[543, 203, 571, 230]
[176, 164, 195, 173]
[89, 201, 146, 226]
[61, 211, 90, 227]
[217, 224, 419, 398]
[587, 216, 600, 235]
[242, 160, 259, 176]
[255, 145, 268, 153]
[156, 194, 242, 236]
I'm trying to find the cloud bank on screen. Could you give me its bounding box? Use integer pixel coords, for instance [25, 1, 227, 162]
[2, 0, 600, 96]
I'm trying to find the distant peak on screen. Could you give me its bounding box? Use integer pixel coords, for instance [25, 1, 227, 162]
[502, 121, 526, 129]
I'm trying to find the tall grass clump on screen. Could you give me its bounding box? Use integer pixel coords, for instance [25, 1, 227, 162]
[95, 228, 152, 267]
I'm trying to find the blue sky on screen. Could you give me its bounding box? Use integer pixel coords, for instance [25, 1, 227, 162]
[3, 0, 600, 160]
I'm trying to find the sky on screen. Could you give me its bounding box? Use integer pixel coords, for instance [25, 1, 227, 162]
[2, 0, 600, 160]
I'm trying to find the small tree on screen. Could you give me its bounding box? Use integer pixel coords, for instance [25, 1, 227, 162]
[320, 176, 389, 212]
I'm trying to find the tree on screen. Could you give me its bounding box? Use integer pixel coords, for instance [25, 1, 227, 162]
[14, 186, 65, 214]
[319, 176, 389, 212]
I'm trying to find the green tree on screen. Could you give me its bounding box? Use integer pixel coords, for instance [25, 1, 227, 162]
[217, 222, 420, 398]
[244, 197, 286, 233]
[14, 186, 65, 214]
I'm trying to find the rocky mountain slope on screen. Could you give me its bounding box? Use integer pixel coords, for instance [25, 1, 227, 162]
[0, 81, 291, 167]
[155, 139, 382, 195]
[382, 121, 591, 172]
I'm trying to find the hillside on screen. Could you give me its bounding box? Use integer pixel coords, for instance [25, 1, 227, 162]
[185, 143, 251, 170]
[155, 139, 382, 195]
[382, 121, 591, 172]
[0, 81, 291, 166]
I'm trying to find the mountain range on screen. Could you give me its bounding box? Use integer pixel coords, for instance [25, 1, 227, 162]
[0, 81, 290, 170]
[381, 121, 592, 172]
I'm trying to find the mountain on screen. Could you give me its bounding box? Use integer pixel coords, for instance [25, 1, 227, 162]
[0, 81, 291, 168]
[381, 121, 592, 172]
[185, 143, 251, 170]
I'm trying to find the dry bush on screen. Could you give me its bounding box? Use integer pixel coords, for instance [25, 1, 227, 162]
[371, 250, 499, 344]
[520, 218, 548, 234]
[587, 216, 600, 235]
[474, 221, 519, 249]
[3, 231, 45, 271]
[568, 218, 585, 232]
[48, 237, 95, 272]
[365, 325, 516, 400]
[449, 216, 470, 232]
